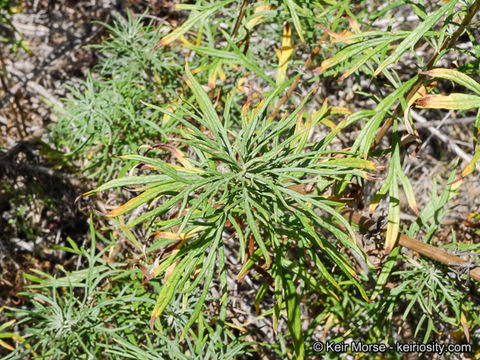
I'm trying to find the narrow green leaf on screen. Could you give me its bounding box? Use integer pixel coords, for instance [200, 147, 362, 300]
[184, 64, 234, 159]
[353, 76, 419, 157]
[222, 30, 276, 86]
[180, 223, 223, 340]
[150, 254, 196, 332]
[321, 157, 378, 171]
[398, 167, 419, 215]
[373, 0, 457, 77]
[282, 270, 304, 360]
[285, 0, 305, 43]
[371, 247, 400, 300]
[156, 0, 235, 46]
[244, 194, 271, 267]
[317, 36, 403, 74]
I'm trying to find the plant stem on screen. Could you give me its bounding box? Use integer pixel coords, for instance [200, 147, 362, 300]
[341, 208, 480, 282]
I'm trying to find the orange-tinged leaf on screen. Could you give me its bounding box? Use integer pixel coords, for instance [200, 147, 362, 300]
[319, 25, 355, 44]
[0, 339, 14, 351]
[346, 15, 360, 33]
[208, 65, 218, 89]
[149, 315, 157, 333]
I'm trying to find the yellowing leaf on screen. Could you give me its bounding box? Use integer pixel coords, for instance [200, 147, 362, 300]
[407, 84, 430, 107]
[106, 185, 166, 217]
[398, 168, 420, 216]
[385, 176, 400, 255]
[237, 77, 248, 93]
[450, 145, 480, 184]
[330, 106, 353, 115]
[208, 60, 227, 89]
[152, 231, 187, 240]
[321, 157, 378, 171]
[293, 110, 304, 135]
[246, 2, 272, 29]
[155, 144, 201, 172]
[276, 24, 294, 86]
[164, 255, 179, 282]
[461, 311, 470, 342]
[415, 93, 480, 110]
[162, 105, 176, 125]
[346, 15, 360, 33]
[244, 99, 265, 125]
[421, 68, 480, 95]
[178, 35, 193, 46]
[0, 339, 14, 351]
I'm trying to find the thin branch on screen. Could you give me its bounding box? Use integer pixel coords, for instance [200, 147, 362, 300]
[340, 209, 480, 282]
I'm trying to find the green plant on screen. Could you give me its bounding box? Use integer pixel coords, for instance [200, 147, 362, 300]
[54, 11, 182, 182]
[8, 0, 480, 358]
[3, 221, 253, 359]
[82, 66, 379, 359]
[78, 0, 480, 358]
